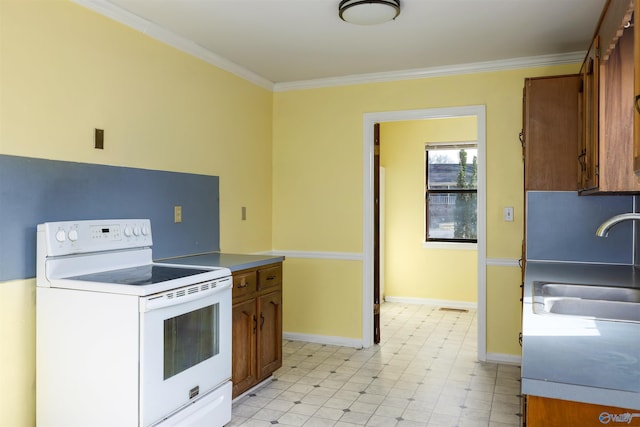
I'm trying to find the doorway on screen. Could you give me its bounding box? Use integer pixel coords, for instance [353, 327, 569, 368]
[361, 106, 487, 361]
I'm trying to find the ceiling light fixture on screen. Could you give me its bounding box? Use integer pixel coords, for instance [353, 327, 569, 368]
[338, 0, 400, 25]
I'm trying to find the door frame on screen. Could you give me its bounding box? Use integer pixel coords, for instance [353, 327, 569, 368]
[361, 105, 487, 362]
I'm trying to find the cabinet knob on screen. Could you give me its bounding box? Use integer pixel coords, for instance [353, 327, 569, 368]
[635, 94, 640, 114]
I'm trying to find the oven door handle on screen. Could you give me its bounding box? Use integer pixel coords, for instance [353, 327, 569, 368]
[139, 277, 232, 312]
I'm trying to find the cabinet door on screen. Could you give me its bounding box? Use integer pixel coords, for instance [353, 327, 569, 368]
[257, 290, 282, 379]
[232, 298, 257, 397]
[526, 395, 640, 427]
[523, 75, 580, 191]
[599, 15, 637, 192]
[580, 37, 600, 192]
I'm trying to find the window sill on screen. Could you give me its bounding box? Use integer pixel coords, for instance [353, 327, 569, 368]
[422, 241, 478, 250]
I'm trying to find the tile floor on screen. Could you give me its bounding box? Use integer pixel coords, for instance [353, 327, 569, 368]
[228, 302, 522, 427]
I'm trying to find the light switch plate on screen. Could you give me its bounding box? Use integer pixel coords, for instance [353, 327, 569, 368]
[504, 207, 514, 222]
[94, 128, 104, 149]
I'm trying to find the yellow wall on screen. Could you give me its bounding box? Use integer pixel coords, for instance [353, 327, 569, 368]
[487, 265, 523, 356]
[0, 1, 273, 425]
[0, 280, 36, 427]
[273, 64, 579, 353]
[0, 0, 273, 253]
[282, 259, 363, 338]
[379, 118, 477, 302]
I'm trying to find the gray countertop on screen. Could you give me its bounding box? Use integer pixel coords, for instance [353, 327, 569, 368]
[522, 261, 640, 409]
[158, 252, 284, 272]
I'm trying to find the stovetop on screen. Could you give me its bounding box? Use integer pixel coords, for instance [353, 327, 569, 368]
[67, 264, 214, 286]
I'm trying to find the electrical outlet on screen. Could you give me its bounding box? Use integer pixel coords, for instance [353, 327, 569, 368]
[174, 206, 182, 223]
[504, 207, 514, 222]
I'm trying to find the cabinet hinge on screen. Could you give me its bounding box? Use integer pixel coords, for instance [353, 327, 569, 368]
[595, 47, 600, 58]
[595, 165, 599, 176]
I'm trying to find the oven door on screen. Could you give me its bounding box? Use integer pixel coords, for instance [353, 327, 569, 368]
[139, 277, 232, 427]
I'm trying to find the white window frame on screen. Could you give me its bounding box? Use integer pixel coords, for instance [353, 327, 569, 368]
[424, 141, 478, 247]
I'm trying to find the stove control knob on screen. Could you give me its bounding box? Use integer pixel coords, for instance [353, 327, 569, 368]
[55, 230, 66, 242]
[124, 226, 133, 237]
[68, 229, 79, 241]
[133, 226, 141, 236]
[141, 225, 149, 236]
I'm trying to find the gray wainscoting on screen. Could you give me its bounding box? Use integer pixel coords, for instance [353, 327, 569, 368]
[0, 155, 220, 281]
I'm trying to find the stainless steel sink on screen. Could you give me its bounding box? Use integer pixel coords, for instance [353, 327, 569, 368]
[538, 298, 640, 322]
[534, 282, 640, 303]
[532, 282, 640, 323]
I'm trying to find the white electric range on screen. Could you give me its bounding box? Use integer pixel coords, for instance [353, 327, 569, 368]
[36, 219, 233, 427]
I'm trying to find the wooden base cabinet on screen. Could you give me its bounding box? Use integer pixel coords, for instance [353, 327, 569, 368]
[231, 263, 283, 398]
[523, 395, 640, 427]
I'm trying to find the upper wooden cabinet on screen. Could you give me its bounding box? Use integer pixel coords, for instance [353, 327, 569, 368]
[580, 0, 640, 193]
[523, 74, 581, 191]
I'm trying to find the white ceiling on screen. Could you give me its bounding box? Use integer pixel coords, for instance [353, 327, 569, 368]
[82, 0, 606, 87]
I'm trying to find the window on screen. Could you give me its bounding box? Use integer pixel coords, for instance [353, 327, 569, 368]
[425, 142, 477, 243]
[163, 303, 219, 380]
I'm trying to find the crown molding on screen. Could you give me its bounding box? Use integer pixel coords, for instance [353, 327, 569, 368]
[273, 51, 585, 92]
[72, 1, 584, 94]
[72, 0, 275, 91]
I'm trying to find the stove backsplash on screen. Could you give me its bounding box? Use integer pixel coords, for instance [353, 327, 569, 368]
[0, 154, 220, 281]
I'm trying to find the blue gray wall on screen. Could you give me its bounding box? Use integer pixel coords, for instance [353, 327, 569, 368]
[526, 191, 634, 264]
[0, 155, 220, 281]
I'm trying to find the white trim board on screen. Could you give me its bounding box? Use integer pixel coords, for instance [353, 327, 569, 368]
[486, 258, 521, 267]
[486, 353, 522, 366]
[283, 332, 522, 367]
[274, 52, 584, 92]
[265, 251, 363, 261]
[383, 297, 477, 310]
[283, 332, 363, 349]
[73, 0, 273, 90]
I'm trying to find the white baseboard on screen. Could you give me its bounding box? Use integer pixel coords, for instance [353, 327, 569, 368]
[486, 352, 522, 365]
[383, 296, 477, 310]
[283, 332, 363, 349]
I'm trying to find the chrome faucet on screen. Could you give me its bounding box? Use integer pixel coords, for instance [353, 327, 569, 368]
[596, 213, 640, 237]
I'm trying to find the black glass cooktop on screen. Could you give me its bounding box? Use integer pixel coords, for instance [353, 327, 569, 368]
[67, 264, 212, 286]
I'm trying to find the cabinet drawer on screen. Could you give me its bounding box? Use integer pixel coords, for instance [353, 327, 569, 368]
[233, 270, 257, 300]
[258, 265, 282, 291]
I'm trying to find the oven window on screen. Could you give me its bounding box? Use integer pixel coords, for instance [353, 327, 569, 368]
[163, 304, 219, 380]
